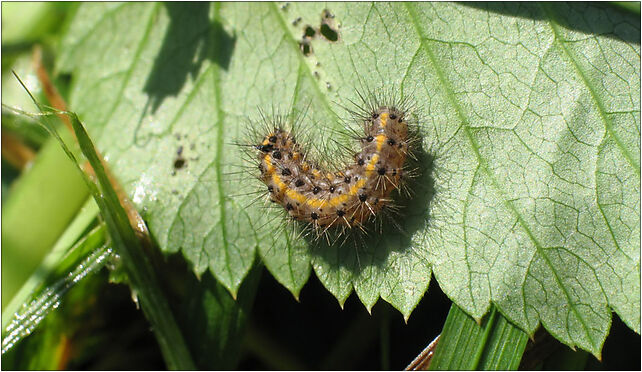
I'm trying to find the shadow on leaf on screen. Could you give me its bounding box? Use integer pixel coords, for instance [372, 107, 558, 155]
[460, 2, 639, 44]
[142, 2, 237, 114]
[306, 140, 435, 277]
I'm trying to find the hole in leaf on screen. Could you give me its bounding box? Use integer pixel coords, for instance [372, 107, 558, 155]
[304, 25, 316, 38]
[299, 41, 312, 56]
[319, 23, 338, 42]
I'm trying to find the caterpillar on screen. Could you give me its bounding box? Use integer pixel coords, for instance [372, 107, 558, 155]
[249, 92, 420, 239]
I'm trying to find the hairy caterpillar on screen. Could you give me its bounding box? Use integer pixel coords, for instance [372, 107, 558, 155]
[246, 92, 421, 240]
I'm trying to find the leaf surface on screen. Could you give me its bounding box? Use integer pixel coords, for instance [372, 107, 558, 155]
[56, 2, 640, 356]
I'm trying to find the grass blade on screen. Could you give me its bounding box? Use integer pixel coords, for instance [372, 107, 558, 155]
[2, 225, 110, 354]
[1, 127, 89, 308]
[429, 304, 528, 370]
[9, 73, 195, 369]
[2, 198, 99, 331]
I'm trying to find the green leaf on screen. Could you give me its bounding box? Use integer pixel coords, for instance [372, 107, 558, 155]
[429, 304, 528, 370]
[55, 2, 639, 357]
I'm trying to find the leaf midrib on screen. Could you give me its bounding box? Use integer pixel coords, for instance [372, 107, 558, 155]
[404, 2, 597, 349]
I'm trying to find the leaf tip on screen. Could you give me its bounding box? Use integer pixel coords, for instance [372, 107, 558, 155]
[220, 279, 239, 300]
[130, 289, 140, 310]
[529, 332, 537, 342]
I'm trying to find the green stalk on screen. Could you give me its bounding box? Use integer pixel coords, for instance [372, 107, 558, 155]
[429, 304, 528, 370]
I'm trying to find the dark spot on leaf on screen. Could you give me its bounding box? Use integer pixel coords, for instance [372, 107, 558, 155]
[174, 157, 186, 170]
